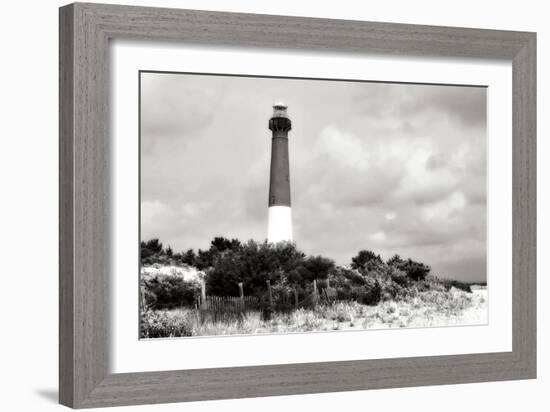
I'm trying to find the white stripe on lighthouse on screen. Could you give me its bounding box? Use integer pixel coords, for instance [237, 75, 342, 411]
[267, 206, 293, 243]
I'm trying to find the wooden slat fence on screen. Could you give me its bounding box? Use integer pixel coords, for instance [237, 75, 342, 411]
[198, 295, 261, 322]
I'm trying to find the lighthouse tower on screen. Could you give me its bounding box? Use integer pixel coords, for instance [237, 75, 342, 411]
[267, 102, 293, 243]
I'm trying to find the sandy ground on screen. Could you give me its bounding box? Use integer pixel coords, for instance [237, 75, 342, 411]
[455, 288, 488, 324]
[334, 287, 488, 331]
[142, 287, 489, 337]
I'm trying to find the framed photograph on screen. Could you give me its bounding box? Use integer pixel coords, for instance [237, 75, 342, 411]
[59, 3, 536, 408]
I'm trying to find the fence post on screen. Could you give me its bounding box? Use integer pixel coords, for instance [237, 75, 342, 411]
[238, 282, 244, 313]
[200, 278, 206, 309]
[238, 282, 244, 300]
[293, 286, 298, 309]
[326, 278, 330, 289]
[266, 279, 273, 309]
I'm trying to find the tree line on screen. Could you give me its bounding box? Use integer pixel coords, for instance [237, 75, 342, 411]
[141, 237, 442, 307]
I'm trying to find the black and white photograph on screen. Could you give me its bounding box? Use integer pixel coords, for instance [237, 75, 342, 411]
[139, 71, 488, 339]
[2, 0, 542, 410]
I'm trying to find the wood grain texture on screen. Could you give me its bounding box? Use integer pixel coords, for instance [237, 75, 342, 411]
[59, 4, 74, 406]
[59, 2, 537, 408]
[512, 35, 537, 374]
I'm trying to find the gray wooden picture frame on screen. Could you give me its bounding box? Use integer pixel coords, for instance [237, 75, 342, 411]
[59, 2, 536, 409]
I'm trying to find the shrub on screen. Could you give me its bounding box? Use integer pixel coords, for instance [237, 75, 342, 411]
[141, 247, 153, 260]
[194, 248, 216, 270]
[180, 249, 196, 266]
[302, 256, 335, 282]
[335, 286, 354, 301]
[140, 310, 193, 338]
[142, 276, 201, 309]
[387, 255, 431, 281]
[206, 240, 306, 296]
[330, 267, 365, 287]
[359, 258, 390, 279]
[440, 278, 472, 293]
[142, 239, 163, 254]
[351, 250, 383, 270]
[210, 237, 241, 252]
[378, 277, 405, 300]
[360, 277, 382, 305]
[140, 237, 446, 308]
[389, 267, 409, 286]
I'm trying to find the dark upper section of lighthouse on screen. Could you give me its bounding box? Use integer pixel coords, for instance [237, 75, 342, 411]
[268, 102, 292, 207]
[269, 102, 292, 133]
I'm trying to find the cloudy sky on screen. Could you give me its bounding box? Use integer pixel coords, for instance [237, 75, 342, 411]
[140, 72, 487, 282]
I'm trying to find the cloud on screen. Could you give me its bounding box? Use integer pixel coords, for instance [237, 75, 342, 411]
[140, 73, 487, 281]
[385, 212, 396, 221]
[141, 200, 173, 225]
[404, 86, 486, 127]
[391, 146, 461, 205]
[140, 73, 220, 153]
[290, 119, 485, 277]
[313, 126, 369, 169]
[352, 83, 486, 128]
[294, 125, 403, 208]
[420, 190, 467, 221]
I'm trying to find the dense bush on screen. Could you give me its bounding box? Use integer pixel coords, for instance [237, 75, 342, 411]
[361, 277, 382, 305]
[378, 275, 406, 300]
[140, 310, 193, 338]
[302, 256, 335, 282]
[351, 250, 383, 270]
[329, 266, 382, 306]
[386, 254, 431, 281]
[142, 238, 163, 254]
[140, 247, 153, 260]
[205, 240, 308, 296]
[140, 237, 472, 308]
[142, 276, 201, 309]
[330, 266, 365, 288]
[140, 237, 242, 268]
[389, 266, 410, 287]
[333, 283, 381, 306]
[180, 249, 197, 265]
[210, 237, 241, 252]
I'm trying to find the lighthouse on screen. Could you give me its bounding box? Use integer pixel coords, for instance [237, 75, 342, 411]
[267, 102, 293, 243]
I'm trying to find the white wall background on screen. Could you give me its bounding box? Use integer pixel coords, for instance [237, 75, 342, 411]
[0, 0, 546, 411]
